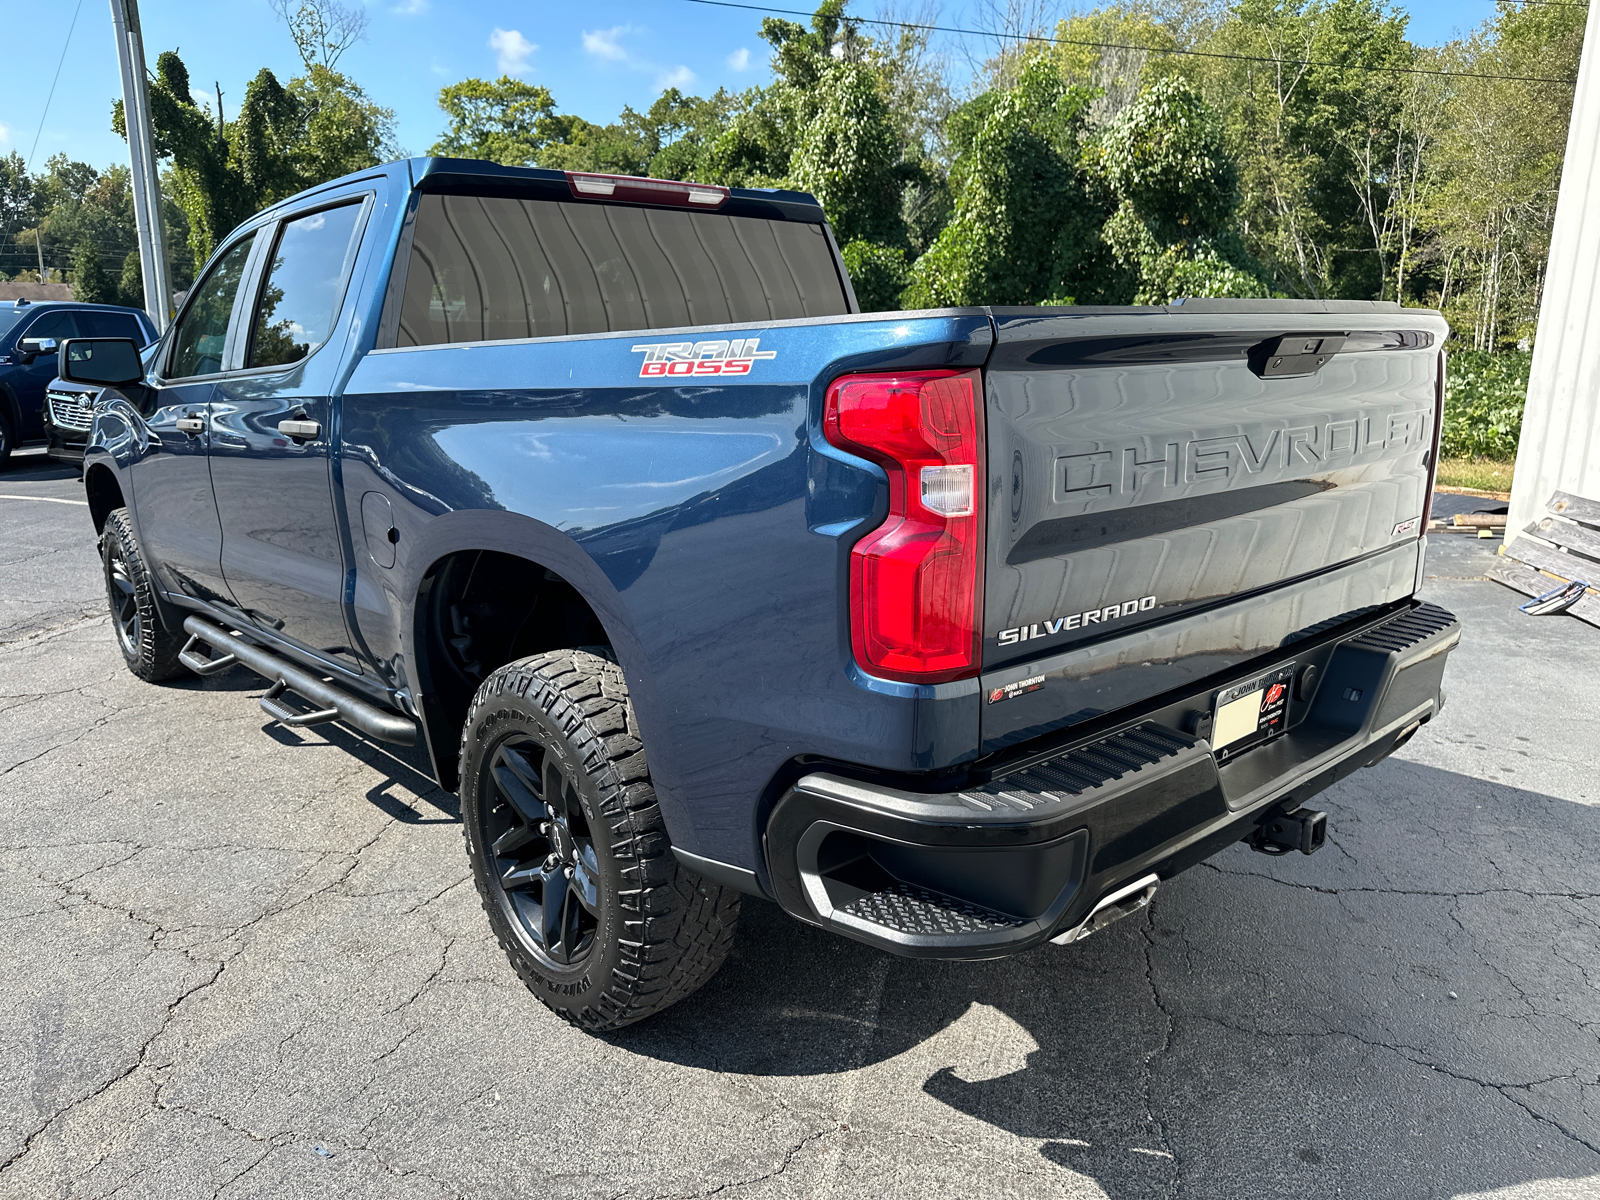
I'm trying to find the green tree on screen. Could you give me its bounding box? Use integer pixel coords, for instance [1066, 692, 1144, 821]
[119, 250, 143, 309]
[906, 58, 1102, 307]
[119, 0, 394, 268]
[840, 241, 911, 311]
[430, 77, 562, 165]
[289, 65, 396, 183]
[72, 238, 116, 304]
[12, 157, 137, 299]
[790, 61, 908, 247]
[1097, 77, 1267, 302]
[1192, 0, 1414, 299]
[1422, 2, 1583, 348]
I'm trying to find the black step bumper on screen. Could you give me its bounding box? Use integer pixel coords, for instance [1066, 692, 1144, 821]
[764, 601, 1460, 959]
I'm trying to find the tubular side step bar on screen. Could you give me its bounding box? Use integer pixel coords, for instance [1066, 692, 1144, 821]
[180, 616, 417, 746]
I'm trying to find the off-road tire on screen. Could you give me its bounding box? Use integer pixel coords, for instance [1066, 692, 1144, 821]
[101, 508, 187, 681]
[460, 649, 741, 1030]
[0, 409, 13, 466]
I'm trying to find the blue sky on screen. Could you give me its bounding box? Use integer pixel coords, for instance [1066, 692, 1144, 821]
[3, 0, 1522, 174]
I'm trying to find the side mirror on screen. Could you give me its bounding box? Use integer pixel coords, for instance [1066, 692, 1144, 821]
[57, 338, 144, 387]
[15, 336, 58, 364]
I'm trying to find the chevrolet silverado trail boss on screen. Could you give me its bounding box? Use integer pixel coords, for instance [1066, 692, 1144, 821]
[60, 158, 1460, 1030]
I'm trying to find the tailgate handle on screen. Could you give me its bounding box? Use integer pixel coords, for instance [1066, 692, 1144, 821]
[1254, 333, 1346, 378]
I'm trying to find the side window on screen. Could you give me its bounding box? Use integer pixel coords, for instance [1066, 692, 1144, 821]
[23, 310, 81, 342]
[168, 234, 257, 380]
[247, 202, 364, 369]
[80, 311, 146, 342]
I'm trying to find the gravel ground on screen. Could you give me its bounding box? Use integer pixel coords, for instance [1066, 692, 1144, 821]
[1, 446, 1596, 1200]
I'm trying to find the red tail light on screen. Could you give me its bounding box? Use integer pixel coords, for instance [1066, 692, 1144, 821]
[823, 369, 986, 683]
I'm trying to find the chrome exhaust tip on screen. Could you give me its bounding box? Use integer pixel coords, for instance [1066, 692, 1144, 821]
[1050, 873, 1160, 945]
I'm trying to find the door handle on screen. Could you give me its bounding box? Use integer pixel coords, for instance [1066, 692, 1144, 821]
[278, 419, 320, 440]
[175, 415, 205, 435]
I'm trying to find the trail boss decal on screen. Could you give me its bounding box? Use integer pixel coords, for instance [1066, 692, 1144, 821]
[997, 595, 1157, 646]
[632, 339, 777, 378]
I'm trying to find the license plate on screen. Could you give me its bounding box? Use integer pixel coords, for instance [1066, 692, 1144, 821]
[1211, 665, 1296, 763]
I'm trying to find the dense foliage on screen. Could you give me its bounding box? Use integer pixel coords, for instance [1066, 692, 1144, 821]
[1441, 349, 1530, 459]
[0, 151, 192, 304]
[418, 0, 1578, 342]
[0, 0, 1579, 387]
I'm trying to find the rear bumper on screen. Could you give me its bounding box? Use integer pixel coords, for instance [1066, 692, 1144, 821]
[764, 600, 1459, 958]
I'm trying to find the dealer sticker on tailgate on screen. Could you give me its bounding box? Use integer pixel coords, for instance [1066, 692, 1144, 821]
[1211, 665, 1297, 763]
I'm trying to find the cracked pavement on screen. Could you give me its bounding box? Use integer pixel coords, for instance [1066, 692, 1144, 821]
[2, 448, 1597, 1199]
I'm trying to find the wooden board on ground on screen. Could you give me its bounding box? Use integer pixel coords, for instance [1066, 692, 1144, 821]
[1525, 513, 1600, 561]
[1486, 557, 1600, 627]
[1489, 490, 1600, 628]
[1549, 491, 1600, 528]
[1500, 537, 1600, 587]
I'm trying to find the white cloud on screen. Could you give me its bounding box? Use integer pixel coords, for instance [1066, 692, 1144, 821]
[582, 25, 635, 62]
[578, 24, 694, 96]
[391, 0, 428, 13]
[0, 122, 9, 145]
[429, 57, 450, 77]
[489, 28, 536, 75]
[726, 47, 751, 71]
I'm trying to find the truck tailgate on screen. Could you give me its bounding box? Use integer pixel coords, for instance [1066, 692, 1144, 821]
[980, 300, 1447, 748]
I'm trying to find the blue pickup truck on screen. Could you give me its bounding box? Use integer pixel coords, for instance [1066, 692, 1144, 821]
[60, 158, 1460, 1030]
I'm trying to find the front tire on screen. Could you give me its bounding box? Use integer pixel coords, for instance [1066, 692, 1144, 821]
[101, 508, 187, 681]
[459, 650, 740, 1031]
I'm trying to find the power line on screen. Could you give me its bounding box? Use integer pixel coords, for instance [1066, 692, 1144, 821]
[682, 0, 1580, 85]
[25, 0, 86, 169]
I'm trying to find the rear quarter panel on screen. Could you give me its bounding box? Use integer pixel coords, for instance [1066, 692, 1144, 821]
[337, 312, 992, 868]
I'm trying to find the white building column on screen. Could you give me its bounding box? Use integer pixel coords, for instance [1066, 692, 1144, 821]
[1508, 0, 1600, 533]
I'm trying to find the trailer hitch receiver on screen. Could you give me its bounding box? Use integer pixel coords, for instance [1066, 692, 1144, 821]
[1249, 807, 1327, 856]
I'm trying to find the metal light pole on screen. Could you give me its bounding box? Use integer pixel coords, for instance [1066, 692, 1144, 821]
[110, 0, 173, 331]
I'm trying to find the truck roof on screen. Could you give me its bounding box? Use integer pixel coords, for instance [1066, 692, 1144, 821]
[251, 156, 831, 228]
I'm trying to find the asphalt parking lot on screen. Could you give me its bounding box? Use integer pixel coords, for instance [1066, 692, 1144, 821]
[2, 446, 1597, 1200]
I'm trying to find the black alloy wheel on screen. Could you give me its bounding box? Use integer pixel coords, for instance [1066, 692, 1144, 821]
[100, 507, 187, 681]
[459, 649, 742, 1030]
[480, 736, 602, 967]
[105, 535, 142, 658]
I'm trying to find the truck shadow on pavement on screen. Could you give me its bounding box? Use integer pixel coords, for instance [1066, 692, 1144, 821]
[263, 707, 460, 825]
[0, 455, 79, 483]
[619, 757, 1600, 1199]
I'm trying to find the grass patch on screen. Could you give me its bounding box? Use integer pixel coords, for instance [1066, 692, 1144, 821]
[1436, 457, 1514, 494]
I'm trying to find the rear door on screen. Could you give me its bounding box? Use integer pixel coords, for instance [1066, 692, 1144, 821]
[210, 196, 369, 667]
[981, 302, 1445, 688]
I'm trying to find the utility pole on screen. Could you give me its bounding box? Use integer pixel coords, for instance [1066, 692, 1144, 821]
[34, 231, 46, 284]
[110, 0, 173, 331]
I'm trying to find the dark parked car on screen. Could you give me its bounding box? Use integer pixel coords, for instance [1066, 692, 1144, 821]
[43, 342, 163, 466]
[0, 299, 156, 463]
[64, 158, 1458, 1031]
